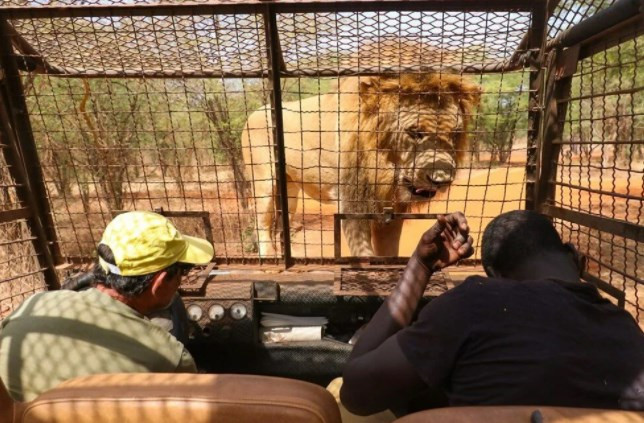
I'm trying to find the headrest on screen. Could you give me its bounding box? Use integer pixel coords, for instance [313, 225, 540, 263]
[19, 373, 341, 423]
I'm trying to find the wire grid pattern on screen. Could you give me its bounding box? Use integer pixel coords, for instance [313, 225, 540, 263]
[278, 10, 532, 73]
[25, 74, 273, 262]
[556, 219, 642, 320]
[6, 8, 535, 263]
[0, 144, 47, 318]
[552, 34, 642, 320]
[547, 0, 618, 40]
[0, 0, 618, 42]
[251, 10, 535, 260]
[280, 71, 532, 260]
[11, 14, 267, 77]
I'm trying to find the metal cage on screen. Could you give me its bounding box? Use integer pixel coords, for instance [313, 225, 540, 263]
[0, 0, 641, 321]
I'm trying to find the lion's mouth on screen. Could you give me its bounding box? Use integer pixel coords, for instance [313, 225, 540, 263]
[402, 178, 438, 199]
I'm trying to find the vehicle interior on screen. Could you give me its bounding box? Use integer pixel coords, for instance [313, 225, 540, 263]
[0, 0, 642, 421]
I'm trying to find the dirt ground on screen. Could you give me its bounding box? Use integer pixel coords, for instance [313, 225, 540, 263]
[1, 150, 641, 322]
[290, 166, 527, 259]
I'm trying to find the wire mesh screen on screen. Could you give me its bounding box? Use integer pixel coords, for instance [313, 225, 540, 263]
[278, 11, 532, 73]
[26, 75, 272, 262]
[278, 73, 531, 260]
[276, 10, 532, 259]
[548, 0, 618, 39]
[552, 34, 642, 320]
[0, 140, 47, 317]
[11, 14, 267, 77]
[6, 11, 271, 263]
[4, 5, 537, 264]
[0, 1, 641, 323]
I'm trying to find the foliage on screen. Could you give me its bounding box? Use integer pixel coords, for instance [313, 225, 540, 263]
[566, 38, 643, 164]
[27, 75, 335, 211]
[474, 72, 530, 164]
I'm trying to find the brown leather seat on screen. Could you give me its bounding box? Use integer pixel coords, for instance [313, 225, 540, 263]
[394, 406, 644, 423]
[1, 375, 15, 423]
[2, 373, 341, 423]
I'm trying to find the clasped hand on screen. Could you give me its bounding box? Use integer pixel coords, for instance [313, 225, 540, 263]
[415, 212, 474, 271]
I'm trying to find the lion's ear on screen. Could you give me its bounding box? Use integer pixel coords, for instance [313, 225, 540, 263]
[358, 76, 381, 95]
[452, 80, 482, 116]
[358, 76, 382, 113]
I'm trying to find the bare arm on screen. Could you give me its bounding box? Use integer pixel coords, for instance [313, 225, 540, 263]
[341, 212, 474, 415]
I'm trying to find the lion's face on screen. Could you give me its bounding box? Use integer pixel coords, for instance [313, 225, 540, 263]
[351, 74, 480, 203]
[390, 99, 464, 202]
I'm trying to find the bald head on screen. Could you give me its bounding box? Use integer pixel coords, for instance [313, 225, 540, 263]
[482, 210, 570, 278]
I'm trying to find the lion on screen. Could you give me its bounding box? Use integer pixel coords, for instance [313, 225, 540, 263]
[241, 74, 480, 257]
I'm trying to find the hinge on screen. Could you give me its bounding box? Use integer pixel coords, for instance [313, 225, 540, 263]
[555, 44, 580, 80]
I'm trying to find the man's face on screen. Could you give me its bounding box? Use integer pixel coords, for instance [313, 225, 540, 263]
[148, 265, 187, 312]
[158, 272, 182, 311]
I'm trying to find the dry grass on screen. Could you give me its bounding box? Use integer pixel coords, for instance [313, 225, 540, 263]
[0, 150, 48, 317]
[47, 168, 254, 260]
[0, 221, 48, 318]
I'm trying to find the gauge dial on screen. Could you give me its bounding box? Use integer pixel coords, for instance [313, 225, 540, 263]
[208, 304, 225, 321]
[187, 304, 203, 321]
[230, 302, 247, 320]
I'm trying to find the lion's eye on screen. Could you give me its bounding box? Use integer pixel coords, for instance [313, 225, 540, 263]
[407, 128, 424, 141]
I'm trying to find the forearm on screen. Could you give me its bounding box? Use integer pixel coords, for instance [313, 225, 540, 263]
[349, 254, 433, 359]
[388, 253, 434, 326]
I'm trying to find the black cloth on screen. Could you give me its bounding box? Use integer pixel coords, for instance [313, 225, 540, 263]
[396, 276, 644, 410]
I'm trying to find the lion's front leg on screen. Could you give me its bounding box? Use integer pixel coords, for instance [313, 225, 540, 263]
[253, 183, 278, 258]
[342, 219, 375, 256]
[371, 219, 403, 256]
[338, 175, 376, 257]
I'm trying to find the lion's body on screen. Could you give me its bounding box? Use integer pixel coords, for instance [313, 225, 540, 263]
[242, 93, 343, 205]
[241, 75, 480, 257]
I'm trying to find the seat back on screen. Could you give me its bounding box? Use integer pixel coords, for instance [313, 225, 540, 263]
[394, 406, 644, 422]
[17, 373, 341, 423]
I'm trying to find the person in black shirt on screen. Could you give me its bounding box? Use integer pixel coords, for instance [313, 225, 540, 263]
[340, 210, 644, 416]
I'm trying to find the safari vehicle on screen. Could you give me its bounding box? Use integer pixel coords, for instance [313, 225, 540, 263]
[0, 0, 642, 421]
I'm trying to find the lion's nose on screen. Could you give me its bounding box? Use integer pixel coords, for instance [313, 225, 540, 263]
[426, 161, 456, 185]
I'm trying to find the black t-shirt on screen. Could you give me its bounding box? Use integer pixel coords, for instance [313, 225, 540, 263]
[396, 276, 644, 410]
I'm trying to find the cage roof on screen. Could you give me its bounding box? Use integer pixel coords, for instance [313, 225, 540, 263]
[0, 0, 618, 77]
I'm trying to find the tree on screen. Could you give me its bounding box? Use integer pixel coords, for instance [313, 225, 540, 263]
[204, 94, 249, 207]
[567, 38, 643, 165]
[475, 72, 528, 164]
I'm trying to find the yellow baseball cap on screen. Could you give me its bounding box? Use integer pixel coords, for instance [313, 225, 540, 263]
[98, 211, 214, 276]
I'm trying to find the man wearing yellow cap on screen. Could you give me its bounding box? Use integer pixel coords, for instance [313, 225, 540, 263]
[0, 211, 214, 401]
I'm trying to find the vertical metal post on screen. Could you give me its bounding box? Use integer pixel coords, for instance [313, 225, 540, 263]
[524, 0, 548, 211]
[0, 19, 62, 266]
[264, 7, 292, 268]
[0, 29, 59, 289]
[536, 46, 577, 209]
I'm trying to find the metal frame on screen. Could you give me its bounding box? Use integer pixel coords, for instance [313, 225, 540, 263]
[264, 6, 293, 268]
[0, 1, 535, 17]
[0, 19, 63, 267]
[536, 1, 643, 237]
[0, 25, 60, 288]
[523, 0, 547, 211]
[1, 0, 540, 78]
[536, 44, 577, 211]
[536, 0, 643, 307]
[0, 0, 640, 283]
